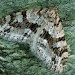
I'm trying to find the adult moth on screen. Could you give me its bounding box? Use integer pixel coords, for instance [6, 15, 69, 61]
[0, 7, 68, 73]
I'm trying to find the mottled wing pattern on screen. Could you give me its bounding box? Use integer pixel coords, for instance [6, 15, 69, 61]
[0, 8, 68, 73]
[27, 8, 68, 72]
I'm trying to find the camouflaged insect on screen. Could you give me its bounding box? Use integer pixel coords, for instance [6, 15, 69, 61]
[0, 7, 68, 73]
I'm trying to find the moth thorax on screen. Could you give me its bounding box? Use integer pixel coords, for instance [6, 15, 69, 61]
[5, 15, 11, 23]
[16, 12, 22, 16]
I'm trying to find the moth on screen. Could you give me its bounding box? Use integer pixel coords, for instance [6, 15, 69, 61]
[0, 7, 68, 73]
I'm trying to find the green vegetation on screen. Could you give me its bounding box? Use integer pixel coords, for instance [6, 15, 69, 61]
[0, 0, 75, 20]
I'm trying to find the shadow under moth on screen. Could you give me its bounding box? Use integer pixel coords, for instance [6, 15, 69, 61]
[0, 7, 68, 73]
